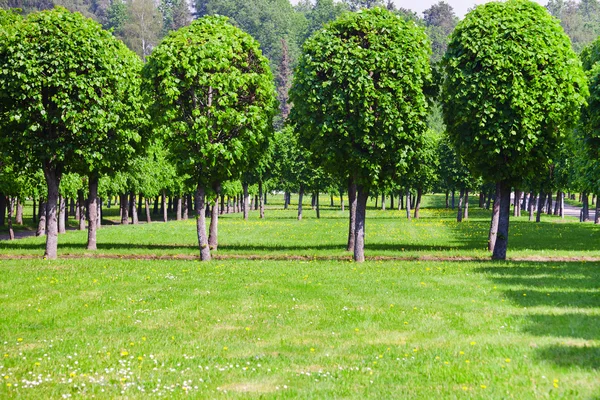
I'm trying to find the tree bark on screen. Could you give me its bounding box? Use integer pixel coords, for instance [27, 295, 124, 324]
[414, 188, 422, 219]
[559, 192, 565, 218]
[595, 194, 600, 224]
[87, 175, 99, 250]
[195, 185, 211, 261]
[0, 193, 6, 226]
[243, 182, 250, 220]
[69, 197, 75, 217]
[582, 192, 590, 221]
[451, 190, 455, 209]
[513, 190, 520, 217]
[167, 196, 173, 213]
[176, 196, 182, 221]
[37, 199, 46, 236]
[145, 198, 152, 223]
[405, 188, 411, 220]
[316, 191, 320, 219]
[536, 192, 546, 223]
[445, 190, 450, 209]
[492, 181, 512, 260]
[153, 195, 159, 215]
[298, 186, 304, 220]
[340, 190, 345, 211]
[219, 193, 224, 215]
[489, 182, 501, 252]
[43, 165, 62, 259]
[208, 186, 220, 250]
[32, 197, 37, 224]
[58, 195, 66, 234]
[7, 197, 14, 240]
[330, 194, 334, 207]
[478, 192, 484, 208]
[120, 193, 129, 225]
[284, 191, 290, 209]
[78, 190, 86, 230]
[138, 195, 142, 218]
[464, 190, 469, 220]
[554, 191, 560, 215]
[521, 192, 528, 211]
[390, 193, 394, 210]
[162, 191, 168, 222]
[528, 192, 535, 221]
[353, 185, 369, 262]
[457, 188, 464, 222]
[259, 181, 265, 219]
[347, 179, 357, 252]
[131, 192, 139, 224]
[381, 193, 385, 210]
[15, 200, 23, 225]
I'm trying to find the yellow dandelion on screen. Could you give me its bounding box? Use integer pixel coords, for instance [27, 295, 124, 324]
[121, 350, 129, 357]
[481, 384, 487, 389]
[505, 358, 511, 363]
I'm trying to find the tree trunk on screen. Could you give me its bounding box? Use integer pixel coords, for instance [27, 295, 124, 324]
[69, 197, 75, 217]
[485, 190, 492, 209]
[0, 193, 6, 227]
[195, 185, 211, 261]
[162, 191, 168, 222]
[7, 197, 14, 240]
[559, 192, 564, 218]
[176, 196, 182, 221]
[284, 191, 290, 209]
[492, 181, 512, 260]
[138, 195, 142, 218]
[390, 193, 394, 210]
[381, 193, 385, 210]
[298, 186, 304, 220]
[144, 197, 151, 223]
[15, 200, 23, 225]
[153, 195, 159, 215]
[254, 195, 258, 210]
[451, 190, 455, 209]
[513, 190, 520, 217]
[311, 193, 316, 210]
[478, 192, 484, 208]
[582, 192, 590, 221]
[554, 192, 560, 215]
[347, 179, 357, 252]
[226, 196, 230, 214]
[78, 190, 86, 230]
[528, 192, 535, 221]
[219, 194, 224, 215]
[464, 190, 469, 219]
[32, 197, 37, 224]
[87, 175, 99, 250]
[37, 199, 46, 236]
[446, 190, 450, 209]
[340, 190, 345, 212]
[209, 185, 220, 250]
[414, 188, 422, 219]
[243, 182, 250, 220]
[489, 182, 501, 252]
[316, 191, 320, 219]
[330, 194, 334, 207]
[536, 192, 546, 223]
[400, 193, 404, 210]
[457, 188, 464, 222]
[375, 194, 378, 209]
[96, 198, 102, 229]
[43, 165, 62, 259]
[120, 193, 129, 225]
[129, 192, 138, 224]
[259, 181, 265, 219]
[405, 188, 411, 220]
[58, 195, 66, 234]
[595, 194, 600, 224]
[353, 185, 369, 262]
[521, 192, 527, 211]
[167, 196, 173, 213]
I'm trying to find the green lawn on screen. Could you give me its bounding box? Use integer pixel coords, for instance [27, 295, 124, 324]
[0, 194, 598, 398]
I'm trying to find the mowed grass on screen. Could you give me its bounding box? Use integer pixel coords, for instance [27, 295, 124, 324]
[0, 194, 599, 398]
[1, 194, 599, 259]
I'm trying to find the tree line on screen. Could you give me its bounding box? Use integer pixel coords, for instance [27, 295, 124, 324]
[0, 1, 599, 262]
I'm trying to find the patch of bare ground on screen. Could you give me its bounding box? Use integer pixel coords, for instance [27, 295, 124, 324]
[219, 381, 278, 394]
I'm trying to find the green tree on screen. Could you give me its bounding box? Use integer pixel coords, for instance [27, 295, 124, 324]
[442, 0, 588, 260]
[290, 7, 431, 262]
[0, 7, 146, 258]
[142, 16, 277, 261]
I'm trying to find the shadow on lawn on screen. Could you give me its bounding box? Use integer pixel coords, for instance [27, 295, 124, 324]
[477, 261, 600, 370]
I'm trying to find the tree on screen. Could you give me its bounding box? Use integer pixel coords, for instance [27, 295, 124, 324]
[142, 15, 277, 261]
[0, 7, 145, 258]
[442, 0, 588, 260]
[290, 7, 431, 262]
[422, 1, 457, 63]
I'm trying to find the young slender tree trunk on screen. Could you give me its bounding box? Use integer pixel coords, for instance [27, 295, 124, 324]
[311, 193, 316, 210]
[153, 195, 159, 215]
[208, 184, 220, 250]
[464, 190, 469, 219]
[353, 185, 369, 262]
[492, 181, 512, 260]
[381, 193, 385, 210]
[375, 194, 378, 209]
[176, 196, 182, 221]
[37, 199, 46, 236]
[87, 175, 99, 250]
[485, 190, 492, 209]
[457, 188, 464, 222]
[7, 197, 14, 240]
[513, 190, 520, 217]
[15, 200, 23, 225]
[446, 190, 450, 208]
[219, 194, 224, 215]
[162, 190, 168, 222]
[298, 186, 304, 220]
[582, 192, 590, 221]
[390, 194, 394, 210]
[259, 181, 265, 219]
[284, 191, 289, 209]
[340, 190, 345, 211]
[489, 183, 501, 252]
[0, 194, 5, 226]
[195, 185, 211, 261]
[145, 198, 152, 223]
[559, 192, 564, 218]
[414, 188, 422, 219]
[78, 190, 86, 230]
[58, 195, 66, 234]
[521, 192, 527, 211]
[536, 192, 546, 223]
[528, 192, 535, 221]
[69, 198, 75, 217]
[316, 191, 320, 219]
[400, 193, 403, 210]
[347, 179, 357, 252]
[451, 190, 455, 209]
[405, 188, 411, 220]
[330, 194, 334, 207]
[32, 197, 37, 224]
[554, 192, 560, 215]
[137, 195, 142, 217]
[120, 193, 129, 225]
[243, 182, 250, 220]
[43, 165, 62, 259]
[479, 192, 484, 208]
[167, 196, 173, 213]
[546, 192, 552, 215]
[595, 195, 600, 224]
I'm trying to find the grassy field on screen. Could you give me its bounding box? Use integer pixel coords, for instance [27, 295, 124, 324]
[0, 194, 599, 398]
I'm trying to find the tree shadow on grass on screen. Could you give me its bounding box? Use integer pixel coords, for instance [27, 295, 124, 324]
[477, 261, 600, 370]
